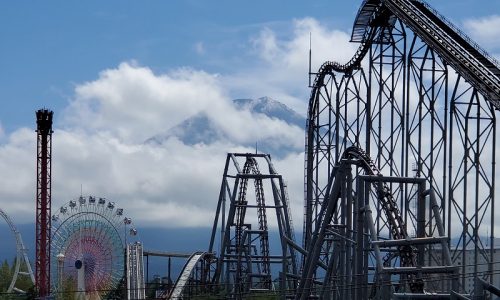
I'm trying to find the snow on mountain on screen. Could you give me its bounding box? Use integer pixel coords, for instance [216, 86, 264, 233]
[232, 96, 305, 128]
[145, 97, 306, 157]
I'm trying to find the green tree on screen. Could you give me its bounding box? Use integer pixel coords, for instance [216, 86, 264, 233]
[0, 257, 35, 299]
[0, 259, 13, 299]
[57, 276, 75, 300]
[8, 257, 34, 294]
[0, 259, 12, 292]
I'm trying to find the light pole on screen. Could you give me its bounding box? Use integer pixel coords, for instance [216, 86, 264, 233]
[56, 253, 64, 300]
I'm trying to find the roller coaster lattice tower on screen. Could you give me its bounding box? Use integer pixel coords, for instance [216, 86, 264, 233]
[209, 153, 299, 298]
[303, 0, 500, 297]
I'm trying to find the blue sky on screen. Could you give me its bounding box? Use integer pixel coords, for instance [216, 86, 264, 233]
[0, 0, 500, 229]
[2, 0, 497, 133]
[0, 1, 356, 132]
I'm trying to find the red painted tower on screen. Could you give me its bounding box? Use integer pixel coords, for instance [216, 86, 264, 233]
[35, 109, 53, 298]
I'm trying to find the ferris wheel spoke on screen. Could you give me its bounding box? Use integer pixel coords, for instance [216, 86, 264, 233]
[50, 196, 131, 297]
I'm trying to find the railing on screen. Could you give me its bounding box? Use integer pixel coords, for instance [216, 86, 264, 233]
[415, 0, 500, 69]
[383, 0, 500, 107]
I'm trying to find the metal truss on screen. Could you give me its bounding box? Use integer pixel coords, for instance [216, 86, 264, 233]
[127, 242, 146, 300]
[298, 146, 457, 299]
[35, 109, 53, 298]
[209, 153, 299, 299]
[303, 0, 500, 297]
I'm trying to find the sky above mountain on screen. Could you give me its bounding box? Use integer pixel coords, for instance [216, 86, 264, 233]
[1, 0, 500, 233]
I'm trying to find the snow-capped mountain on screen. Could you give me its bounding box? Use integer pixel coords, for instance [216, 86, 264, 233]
[232, 96, 305, 128]
[145, 97, 306, 157]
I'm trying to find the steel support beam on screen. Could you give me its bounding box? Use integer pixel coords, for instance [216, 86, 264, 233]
[35, 109, 53, 298]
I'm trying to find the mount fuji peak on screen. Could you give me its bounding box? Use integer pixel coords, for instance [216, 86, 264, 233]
[232, 97, 305, 128]
[145, 97, 306, 157]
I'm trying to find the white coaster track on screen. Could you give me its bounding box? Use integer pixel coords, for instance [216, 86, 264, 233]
[0, 208, 35, 293]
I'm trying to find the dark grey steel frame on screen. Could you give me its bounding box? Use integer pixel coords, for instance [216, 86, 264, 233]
[303, 0, 500, 296]
[209, 153, 300, 298]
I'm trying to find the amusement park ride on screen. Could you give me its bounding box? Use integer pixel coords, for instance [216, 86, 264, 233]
[2, 0, 500, 299]
[50, 197, 140, 300]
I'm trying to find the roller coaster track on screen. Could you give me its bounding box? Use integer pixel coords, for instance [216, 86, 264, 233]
[308, 0, 383, 98]
[298, 146, 420, 299]
[235, 157, 271, 276]
[366, 0, 500, 105]
[0, 208, 35, 293]
[304, 0, 500, 296]
[342, 147, 410, 242]
[311, 0, 500, 108]
[391, 0, 500, 104]
[210, 153, 298, 298]
[303, 7, 383, 250]
[165, 251, 207, 300]
[308, 18, 376, 98]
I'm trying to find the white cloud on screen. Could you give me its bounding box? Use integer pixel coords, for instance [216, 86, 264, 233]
[0, 128, 36, 219]
[0, 68, 307, 229]
[250, 18, 355, 72]
[464, 15, 500, 51]
[50, 131, 239, 227]
[251, 28, 280, 62]
[63, 62, 228, 143]
[226, 17, 356, 114]
[0, 122, 5, 140]
[0, 17, 358, 233]
[2, 15, 499, 240]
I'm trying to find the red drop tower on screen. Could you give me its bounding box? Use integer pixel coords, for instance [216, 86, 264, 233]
[35, 109, 53, 298]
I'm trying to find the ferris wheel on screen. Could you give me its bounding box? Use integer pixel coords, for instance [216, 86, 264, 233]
[51, 196, 137, 299]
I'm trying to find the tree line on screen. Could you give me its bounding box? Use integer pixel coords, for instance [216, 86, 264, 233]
[0, 258, 34, 299]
